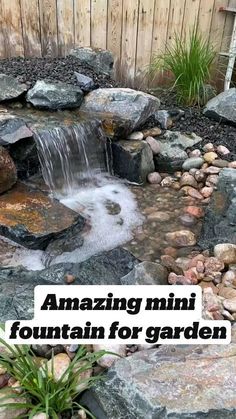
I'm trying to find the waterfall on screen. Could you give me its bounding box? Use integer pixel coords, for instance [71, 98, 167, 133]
[34, 120, 108, 194]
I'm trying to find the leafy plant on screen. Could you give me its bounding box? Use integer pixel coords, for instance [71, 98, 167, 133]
[150, 26, 216, 106]
[0, 339, 110, 418]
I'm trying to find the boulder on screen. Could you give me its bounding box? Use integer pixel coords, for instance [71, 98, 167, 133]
[0, 247, 138, 321]
[0, 114, 33, 146]
[27, 80, 84, 110]
[80, 88, 160, 137]
[9, 137, 40, 179]
[0, 74, 27, 102]
[82, 327, 236, 418]
[199, 169, 236, 248]
[121, 261, 168, 285]
[0, 182, 85, 249]
[204, 88, 236, 125]
[70, 47, 114, 76]
[74, 71, 96, 92]
[154, 131, 202, 172]
[112, 140, 154, 183]
[214, 243, 236, 265]
[0, 146, 17, 194]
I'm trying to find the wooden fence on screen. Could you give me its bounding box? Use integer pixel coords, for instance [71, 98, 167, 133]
[0, 0, 236, 87]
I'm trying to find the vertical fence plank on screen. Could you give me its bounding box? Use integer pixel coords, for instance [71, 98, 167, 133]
[0, 0, 6, 58]
[39, 0, 58, 56]
[91, 0, 108, 49]
[1, 0, 24, 57]
[120, 0, 139, 86]
[57, 0, 74, 56]
[135, 0, 155, 88]
[20, 0, 42, 56]
[166, 0, 186, 44]
[182, 0, 201, 35]
[198, 0, 214, 42]
[107, 0, 123, 78]
[209, 0, 228, 50]
[74, 0, 91, 46]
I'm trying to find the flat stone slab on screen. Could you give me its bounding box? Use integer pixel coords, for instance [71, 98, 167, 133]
[0, 113, 33, 145]
[0, 182, 85, 249]
[83, 325, 236, 418]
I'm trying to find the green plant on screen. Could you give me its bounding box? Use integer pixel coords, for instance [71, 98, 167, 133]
[150, 26, 216, 106]
[0, 339, 110, 419]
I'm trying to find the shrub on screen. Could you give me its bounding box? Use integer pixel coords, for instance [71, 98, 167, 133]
[0, 339, 109, 418]
[150, 26, 216, 106]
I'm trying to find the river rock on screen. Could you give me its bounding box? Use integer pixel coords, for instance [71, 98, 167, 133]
[145, 136, 160, 154]
[127, 131, 144, 140]
[214, 243, 236, 265]
[74, 71, 96, 92]
[147, 171, 161, 184]
[0, 114, 33, 146]
[199, 169, 236, 248]
[217, 145, 230, 155]
[201, 186, 213, 198]
[179, 173, 198, 188]
[70, 47, 114, 76]
[0, 247, 138, 321]
[203, 151, 218, 163]
[112, 140, 154, 183]
[121, 261, 168, 285]
[82, 328, 236, 418]
[27, 80, 84, 110]
[141, 126, 161, 138]
[80, 88, 160, 136]
[204, 88, 236, 125]
[0, 388, 28, 418]
[0, 74, 27, 102]
[93, 345, 126, 368]
[182, 157, 204, 170]
[0, 182, 85, 249]
[0, 147, 17, 194]
[213, 159, 229, 168]
[223, 298, 236, 313]
[165, 230, 196, 247]
[46, 353, 71, 382]
[154, 131, 202, 172]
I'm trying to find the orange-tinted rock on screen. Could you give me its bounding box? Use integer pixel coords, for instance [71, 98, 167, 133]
[0, 146, 17, 194]
[0, 182, 85, 249]
[184, 205, 204, 218]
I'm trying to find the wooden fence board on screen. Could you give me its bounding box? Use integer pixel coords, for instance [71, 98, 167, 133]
[107, 0, 123, 78]
[0, 0, 6, 58]
[20, 0, 42, 56]
[1, 0, 24, 57]
[198, 0, 214, 42]
[91, 0, 108, 49]
[39, 0, 58, 56]
[167, 0, 186, 44]
[57, 0, 74, 55]
[74, 0, 91, 47]
[182, 0, 201, 35]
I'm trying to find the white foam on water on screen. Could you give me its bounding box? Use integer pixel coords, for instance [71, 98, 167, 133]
[0, 235, 44, 271]
[53, 175, 143, 264]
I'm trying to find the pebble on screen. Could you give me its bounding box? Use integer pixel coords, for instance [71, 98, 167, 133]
[229, 161, 236, 169]
[187, 187, 203, 200]
[200, 186, 213, 198]
[217, 145, 230, 155]
[212, 159, 229, 168]
[204, 166, 221, 175]
[223, 298, 236, 313]
[214, 243, 236, 264]
[205, 174, 218, 186]
[218, 287, 236, 299]
[65, 274, 76, 284]
[31, 414, 48, 419]
[127, 131, 144, 140]
[46, 353, 71, 382]
[142, 127, 161, 138]
[189, 149, 202, 158]
[147, 211, 170, 221]
[183, 268, 199, 284]
[145, 136, 160, 155]
[161, 255, 183, 275]
[165, 230, 196, 247]
[184, 205, 204, 218]
[182, 157, 204, 170]
[179, 173, 198, 188]
[189, 168, 198, 176]
[147, 172, 161, 184]
[203, 143, 215, 152]
[204, 257, 224, 273]
[161, 176, 175, 187]
[222, 270, 236, 288]
[163, 247, 177, 258]
[168, 272, 192, 285]
[179, 214, 196, 227]
[203, 152, 218, 163]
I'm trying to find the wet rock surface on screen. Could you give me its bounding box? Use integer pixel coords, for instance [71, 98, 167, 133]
[0, 113, 33, 145]
[0, 74, 27, 102]
[0, 146, 17, 194]
[27, 80, 84, 110]
[112, 140, 154, 183]
[0, 247, 138, 321]
[80, 88, 160, 136]
[0, 182, 85, 249]
[84, 326, 236, 419]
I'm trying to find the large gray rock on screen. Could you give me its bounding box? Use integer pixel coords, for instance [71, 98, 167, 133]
[0, 74, 27, 102]
[9, 137, 40, 179]
[0, 247, 138, 321]
[83, 325, 236, 418]
[112, 140, 154, 183]
[27, 80, 84, 110]
[203, 88, 236, 125]
[0, 114, 33, 145]
[80, 88, 160, 137]
[121, 261, 168, 285]
[70, 47, 114, 76]
[199, 168, 236, 249]
[0, 146, 17, 194]
[154, 131, 202, 172]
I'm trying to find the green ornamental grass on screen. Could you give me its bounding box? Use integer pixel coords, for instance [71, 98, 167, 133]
[150, 26, 216, 106]
[0, 338, 111, 418]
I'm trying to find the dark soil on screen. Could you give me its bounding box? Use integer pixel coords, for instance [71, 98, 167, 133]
[0, 55, 119, 89]
[146, 90, 236, 161]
